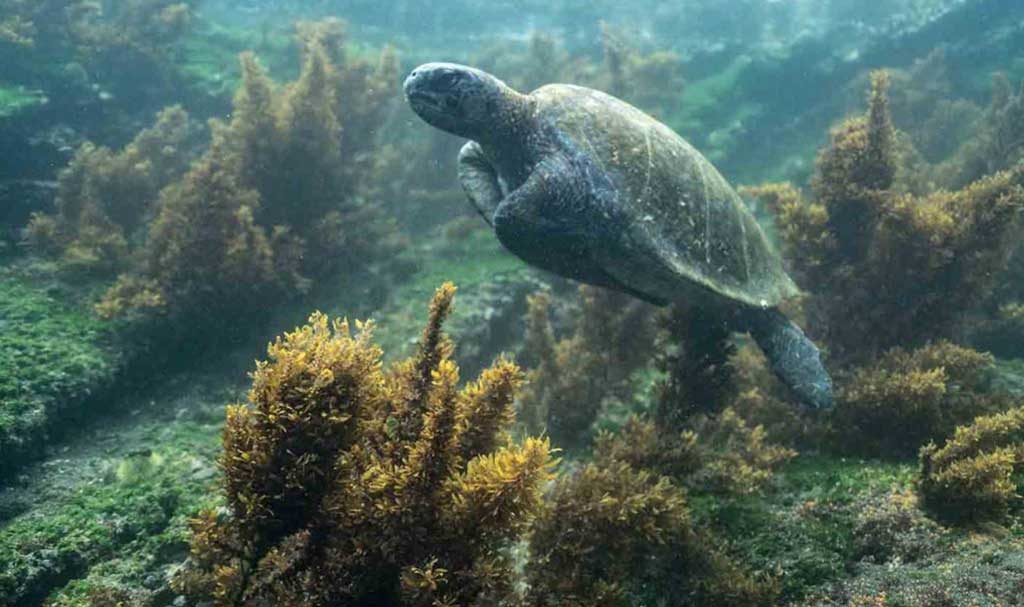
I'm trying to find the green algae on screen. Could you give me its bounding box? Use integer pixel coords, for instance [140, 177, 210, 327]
[0, 420, 222, 607]
[0, 276, 123, 475]
[691, 456, 917, 602]
[691, 454, 1024, 605]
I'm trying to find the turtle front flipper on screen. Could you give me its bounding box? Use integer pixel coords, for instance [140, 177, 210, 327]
[742, 307, 834, 409]
[493, 153, 671, 305]
[459, 141, 503, 227]
[491, 155, 617, 288]
[493, 156, 591, 279]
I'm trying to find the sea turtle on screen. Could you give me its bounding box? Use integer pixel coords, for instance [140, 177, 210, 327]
[404, 63, 833, 409]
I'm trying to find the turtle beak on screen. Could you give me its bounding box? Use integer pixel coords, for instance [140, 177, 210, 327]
[404, 68, 442, 113]
[405, 63, 488, 139]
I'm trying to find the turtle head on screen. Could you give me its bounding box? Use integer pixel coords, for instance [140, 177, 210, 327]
[405, 63, 523, 140]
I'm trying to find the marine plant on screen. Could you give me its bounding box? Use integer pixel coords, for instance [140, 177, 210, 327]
[97, 21, 400, 324]
[174, 284, 555, 606]
[62, 0, 197, 66]
[201, 22, 399, 274]
[594, 412, 795, 496]
[918, 405, 1024, 522]
[743, 73, 1024, 459]
[513, 281, 797, 482]
[598, 22, 686, 118]
[475, 27, 684, 119]
[969, 301, 1024, 357]
[517, 286, 658, 450]
[877, 48, 984, 169]
[934, 72, 1024, 190]
[525, 450, 777, 606]
[951, 75, 1024, 355]
[233, 19, 399, 253]
[655, 305, 739, 429]
[24, 105, 193, 274]
[0, 0, 198, 110]
[94, 125, 294, 323]
[727, 343, 812, 447]
[746, 71, 1024, 363]
[832, 341, 1009, 458]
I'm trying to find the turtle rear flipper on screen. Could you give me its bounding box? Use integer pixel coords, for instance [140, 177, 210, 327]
[743, 307, 834, 409]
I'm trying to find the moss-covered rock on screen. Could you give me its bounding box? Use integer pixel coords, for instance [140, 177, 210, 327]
[0, 418, 222, 607]
[0, 275, 125, 479]
[798, 534, 1024, 607]
[693, 455, 918, 603]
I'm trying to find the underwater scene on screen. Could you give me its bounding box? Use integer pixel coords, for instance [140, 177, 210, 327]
[2, 0, 1024, 605]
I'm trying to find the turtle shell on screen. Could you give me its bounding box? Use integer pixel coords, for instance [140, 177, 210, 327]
[529, 84, 799, 308]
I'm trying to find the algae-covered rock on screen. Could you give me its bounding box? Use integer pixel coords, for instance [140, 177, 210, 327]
[0, 275, 125, 480]
[0, 420, 222, 607]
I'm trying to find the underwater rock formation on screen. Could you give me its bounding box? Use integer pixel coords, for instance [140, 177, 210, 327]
[919, 405, 1024, 523]
[849, 489, 943, 565]
[0, 277, 126, 480]
[174, 284, 555, 606]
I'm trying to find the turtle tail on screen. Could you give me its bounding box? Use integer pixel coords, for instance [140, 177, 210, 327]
[743, 307, 834, 410]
